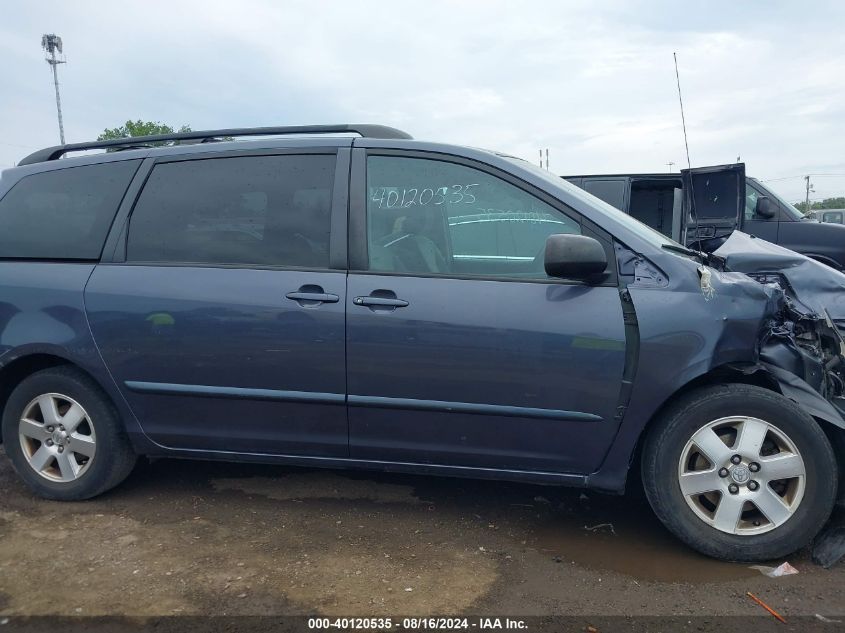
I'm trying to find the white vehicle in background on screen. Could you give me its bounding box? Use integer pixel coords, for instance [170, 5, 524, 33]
[808, 209, 845, 225]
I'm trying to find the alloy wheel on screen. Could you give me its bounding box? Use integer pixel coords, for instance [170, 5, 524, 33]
[18, 393, 96, 482]
[678, 416, 805, 535]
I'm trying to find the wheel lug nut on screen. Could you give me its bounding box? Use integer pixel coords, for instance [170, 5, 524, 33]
[748, 481, 759, 491]
[749, 462, 760, 473]
[57, 446, 64, 453]
[728, 484, 739, 494]
[47, 426, 54, 432]
[718, 468, 729, 478]
[46, 439, 54, 446]
[731, 455, 742, 465]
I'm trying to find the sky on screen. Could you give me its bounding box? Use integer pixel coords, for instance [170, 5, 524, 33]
[1, 0, 844, 204]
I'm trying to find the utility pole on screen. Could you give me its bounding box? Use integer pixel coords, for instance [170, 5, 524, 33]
[666, 161, 675, 172]
[804, 175, 813, 214]
[41, 34, 66, 145]
[545, 148, 549, 171]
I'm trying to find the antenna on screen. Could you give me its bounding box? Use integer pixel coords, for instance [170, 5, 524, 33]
[673, 52, 691, 171]
[674, 52, 699, 246]
[42, 34, 66, 145]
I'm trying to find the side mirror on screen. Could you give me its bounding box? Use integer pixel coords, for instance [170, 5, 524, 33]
[544, 234, 608, 280]
[755, 196, 777, 219]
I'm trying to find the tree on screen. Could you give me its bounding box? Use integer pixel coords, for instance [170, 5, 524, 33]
[794, 197, 845, 213]
[97, 120, 191, 146]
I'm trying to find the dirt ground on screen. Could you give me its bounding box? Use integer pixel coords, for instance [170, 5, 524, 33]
[0, 446, 843, 620]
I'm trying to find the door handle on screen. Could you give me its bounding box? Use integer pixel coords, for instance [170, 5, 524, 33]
[353, 296, 409, 308]
[286, 292, 339, 303]
[286, 285, 339, 306]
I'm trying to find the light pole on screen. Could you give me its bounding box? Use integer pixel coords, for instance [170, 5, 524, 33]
[41, 34, 66, 145]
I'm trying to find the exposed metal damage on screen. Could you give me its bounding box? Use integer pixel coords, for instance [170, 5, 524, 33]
[710, 232, 845, 435]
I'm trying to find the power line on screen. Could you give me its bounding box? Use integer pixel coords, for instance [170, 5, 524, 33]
[0, 142, 39, 149]
[762, 173, 845, 182]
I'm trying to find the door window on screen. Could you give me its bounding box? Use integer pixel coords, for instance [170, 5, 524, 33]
[744, 182, 778, 221]
[744, 184, 760, 220]
[823, 211, 843, 224]
[127, 154, 335, 267]
[366, 156, 580, 279]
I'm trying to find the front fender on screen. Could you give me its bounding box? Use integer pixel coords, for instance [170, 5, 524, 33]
[761, 362, 845, 430]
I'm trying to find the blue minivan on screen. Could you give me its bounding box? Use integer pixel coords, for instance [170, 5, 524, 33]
[1, 125, 843, 562]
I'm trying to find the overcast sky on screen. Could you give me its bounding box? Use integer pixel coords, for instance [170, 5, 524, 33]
[2, 0, 843, 203]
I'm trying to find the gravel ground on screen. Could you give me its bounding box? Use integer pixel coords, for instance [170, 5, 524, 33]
[0, 446, 843, 620]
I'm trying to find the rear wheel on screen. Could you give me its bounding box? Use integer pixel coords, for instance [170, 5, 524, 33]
[642, 383, 837, 561]
[1, 366, 136, 500]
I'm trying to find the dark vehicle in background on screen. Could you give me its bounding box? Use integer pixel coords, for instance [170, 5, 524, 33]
[808, 209, 845, 225]
[566, 165, 845, 270]
[0, 126, 843, 563]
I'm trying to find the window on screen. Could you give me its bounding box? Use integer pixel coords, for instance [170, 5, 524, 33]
[823, 211, 843, 224]
[366, 156, 580, 279]
[744, 184, 760, 220]
[688, 171, 740, 219]
[0, 160, 140, 259]
[127, 155, 335, 267]
[583, 179, 626, 211]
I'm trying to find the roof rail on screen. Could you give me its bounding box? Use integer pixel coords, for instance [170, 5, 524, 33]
[18, 124, 413, 166]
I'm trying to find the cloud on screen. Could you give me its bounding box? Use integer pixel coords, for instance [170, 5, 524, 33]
[1, 0, 843, 202]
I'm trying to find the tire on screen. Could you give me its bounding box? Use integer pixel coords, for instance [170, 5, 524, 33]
[641, 383, 838, 562]
[1, 366, 137, 500]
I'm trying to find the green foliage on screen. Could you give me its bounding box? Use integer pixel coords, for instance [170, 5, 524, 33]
[794, 197, 845, 212]
[97, 120, 191, 147]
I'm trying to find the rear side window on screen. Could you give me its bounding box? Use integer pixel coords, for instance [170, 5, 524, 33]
[127, 155, 335, 268]
[688, 171, 741, 219]
[582, 179, 626, 211]
[0, 160, 140, 259]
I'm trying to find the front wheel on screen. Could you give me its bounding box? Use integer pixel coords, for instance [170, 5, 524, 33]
[642, 383, 838, 561]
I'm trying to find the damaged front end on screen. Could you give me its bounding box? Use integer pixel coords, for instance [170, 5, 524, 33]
[712, 233, 845, 502]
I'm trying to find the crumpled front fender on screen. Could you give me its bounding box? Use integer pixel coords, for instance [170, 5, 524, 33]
[760, 361, 845, 430]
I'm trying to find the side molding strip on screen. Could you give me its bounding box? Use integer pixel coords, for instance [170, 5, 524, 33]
[348, 395, 602, 422]
[124, 381, 344, 405]
[123, 381, 601, 422]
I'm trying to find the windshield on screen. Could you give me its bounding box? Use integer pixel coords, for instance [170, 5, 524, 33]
[501, 157, 687, 251]
[749, 178, 806, 220]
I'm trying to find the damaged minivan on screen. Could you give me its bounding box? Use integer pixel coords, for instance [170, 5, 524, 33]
[0, 125, 843, 562]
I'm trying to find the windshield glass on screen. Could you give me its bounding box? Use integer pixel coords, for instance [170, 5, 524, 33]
[501, 156, 686, 250]
[750, 178, 806, 220]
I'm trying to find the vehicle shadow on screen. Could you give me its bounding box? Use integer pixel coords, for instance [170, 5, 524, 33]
[116, 457, 773, 583]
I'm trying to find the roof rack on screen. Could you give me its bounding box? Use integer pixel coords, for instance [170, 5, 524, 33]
[18, 124, 413, 166]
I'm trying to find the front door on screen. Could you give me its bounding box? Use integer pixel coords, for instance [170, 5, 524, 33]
[346, 151, 627, 474]
[86, 150, 349, 456]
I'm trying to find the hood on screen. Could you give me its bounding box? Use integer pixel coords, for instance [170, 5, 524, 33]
[713, 231, 845, 329]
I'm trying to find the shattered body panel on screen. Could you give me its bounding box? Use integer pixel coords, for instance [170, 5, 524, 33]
[714, 232, 845, 428]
